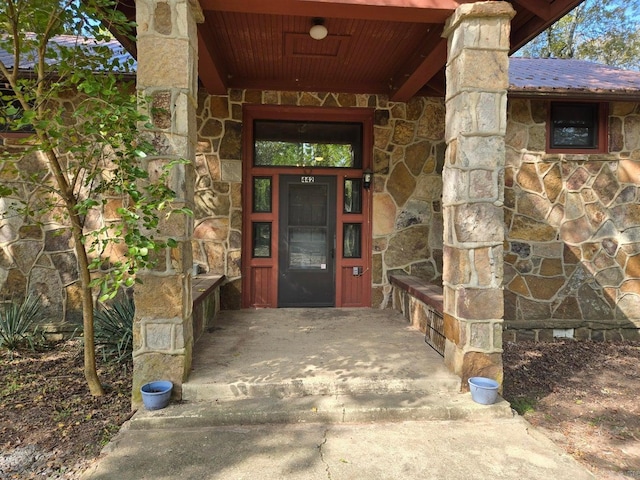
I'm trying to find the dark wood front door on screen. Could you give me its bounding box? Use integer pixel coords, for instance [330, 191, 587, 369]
[278, 175, 336, 307]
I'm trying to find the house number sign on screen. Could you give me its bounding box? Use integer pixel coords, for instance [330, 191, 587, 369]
[300, 176, 315, 183]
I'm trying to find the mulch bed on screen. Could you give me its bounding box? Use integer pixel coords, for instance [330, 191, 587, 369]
[0, 340, 132, 479]
[503, 340, 640, 480]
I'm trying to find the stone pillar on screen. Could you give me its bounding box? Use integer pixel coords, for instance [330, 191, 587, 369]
[441, 2, 515, 388]
[132, 0, 202, 403]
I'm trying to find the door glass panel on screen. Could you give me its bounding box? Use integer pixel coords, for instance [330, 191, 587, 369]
[252, 222, 271, 257]
[343, 223, 361, 258]
[253, 177, 271, 212]
[288, 184, 327, 226]
[344, 179, 362, 213]
[288, 183, 328, 269]
[289, 227, 327, 269]
[254, 120, 362, 168]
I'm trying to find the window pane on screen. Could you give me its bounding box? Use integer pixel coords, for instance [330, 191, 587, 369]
[343, 223, 361, 258]
[253, 177, 271, 212]
[553, 127, 594, 147]
[344, 179, 362, 213]
[289, 227, 327, 268]
[254, 120, 362, 168]
[252, 222, 271, 257]
[0, 88, 34, 134]
[288, 184, 327, 226]
[551, 103, 598, 148]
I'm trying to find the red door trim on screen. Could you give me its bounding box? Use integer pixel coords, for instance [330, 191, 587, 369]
[241, 104, 374, 308]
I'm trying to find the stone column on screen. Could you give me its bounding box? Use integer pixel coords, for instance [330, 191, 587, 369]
[441, 2, 515, 387]
[132, 0, 202, 403]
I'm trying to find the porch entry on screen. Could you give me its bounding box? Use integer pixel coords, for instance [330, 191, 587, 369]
[278, 175, 336, 307]
[242, 106, 374, 309]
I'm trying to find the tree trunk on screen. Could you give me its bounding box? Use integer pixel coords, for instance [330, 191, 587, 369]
[74, 228, 105, 397]
[43, 148, 105, 396]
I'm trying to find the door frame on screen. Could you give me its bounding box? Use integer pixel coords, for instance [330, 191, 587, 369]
[241, 104, 374, 308]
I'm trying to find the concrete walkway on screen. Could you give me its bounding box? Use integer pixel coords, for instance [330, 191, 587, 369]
[82, 417, 593, 480]
[81, 308, 595, 480]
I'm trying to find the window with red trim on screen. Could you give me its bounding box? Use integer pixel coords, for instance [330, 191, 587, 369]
[547, 101, 608, 154]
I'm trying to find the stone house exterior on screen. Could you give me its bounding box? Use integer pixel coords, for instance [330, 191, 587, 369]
[2, 0, 640, 400]
[504, 59, 640, 342]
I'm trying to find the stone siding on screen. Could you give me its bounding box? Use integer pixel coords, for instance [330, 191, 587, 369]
[0, 91, 112, 334]
[193, 90, 446, 308]
[504, 99, 640, 341]
[5, 89, 640, 345]
[0, 89, 446, 325]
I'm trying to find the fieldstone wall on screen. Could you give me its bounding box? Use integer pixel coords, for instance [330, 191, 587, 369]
[0, 97, 101, 336]
[1, 88, 446, 328]
[7, 91, 640, 348]
[193, 90, 446, 309]
[504, 99, 640, 341]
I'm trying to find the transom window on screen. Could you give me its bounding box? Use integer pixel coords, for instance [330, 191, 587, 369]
[548, 101, 607, 153]
[254, 120, 362, 168]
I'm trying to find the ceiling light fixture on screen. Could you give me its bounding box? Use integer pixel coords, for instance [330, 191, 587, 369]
[309, 18, 328, 40]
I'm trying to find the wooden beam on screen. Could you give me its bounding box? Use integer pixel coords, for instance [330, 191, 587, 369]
[229, 77, 389, 95]
[390, 27, 446, 102]
[511, 0, 585, 52]
[510, 0, 551, 21]
[198, 0, 473, 23]
[197, 23, 228, 95]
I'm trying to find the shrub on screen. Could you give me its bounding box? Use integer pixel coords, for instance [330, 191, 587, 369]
[0, 295, 44, 350]
[94, 296, 134, 364]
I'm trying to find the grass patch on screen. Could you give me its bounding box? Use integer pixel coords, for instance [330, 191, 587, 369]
[509, 396, 537, 415]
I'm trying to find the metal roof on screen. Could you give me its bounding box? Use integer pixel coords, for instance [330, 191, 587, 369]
[3, 36, 640, 100]
[0, 34, 135, 72]
[509, 57, 640, 99]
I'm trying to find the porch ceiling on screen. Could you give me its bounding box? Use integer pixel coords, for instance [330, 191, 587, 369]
[114, 0, 585, 101]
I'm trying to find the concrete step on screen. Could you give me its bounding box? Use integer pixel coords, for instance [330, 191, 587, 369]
[182, 373, 462, 402]
[129, 392, 514, 430]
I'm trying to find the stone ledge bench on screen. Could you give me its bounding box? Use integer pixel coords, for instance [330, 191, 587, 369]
[389, 275, 445, 357]
[192, 274, 225, 342]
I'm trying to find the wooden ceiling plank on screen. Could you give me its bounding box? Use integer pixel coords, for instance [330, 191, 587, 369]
[197, 24, 228, 95]
[199, 0, 465, 23]
[510, 0, 551, 21]
[390, 28, 446, 102]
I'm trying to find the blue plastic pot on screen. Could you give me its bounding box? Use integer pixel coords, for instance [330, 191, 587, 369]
[141, 380, 173, 410]
[468, 377, 499, 405]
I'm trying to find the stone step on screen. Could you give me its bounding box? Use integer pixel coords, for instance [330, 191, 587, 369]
[182, 374, 462, 402]
[129, 392, 514, 430]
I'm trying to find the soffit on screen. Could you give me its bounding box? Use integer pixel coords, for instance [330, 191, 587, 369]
[113, 0, 587, 101]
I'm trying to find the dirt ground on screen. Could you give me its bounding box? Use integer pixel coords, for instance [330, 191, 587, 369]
[503, 340, 640, 480]
[0, 340, 132, 479]
[1, 338, 639, 479]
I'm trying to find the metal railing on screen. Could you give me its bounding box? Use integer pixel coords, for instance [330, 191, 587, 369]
[424, 307, 445, 357]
